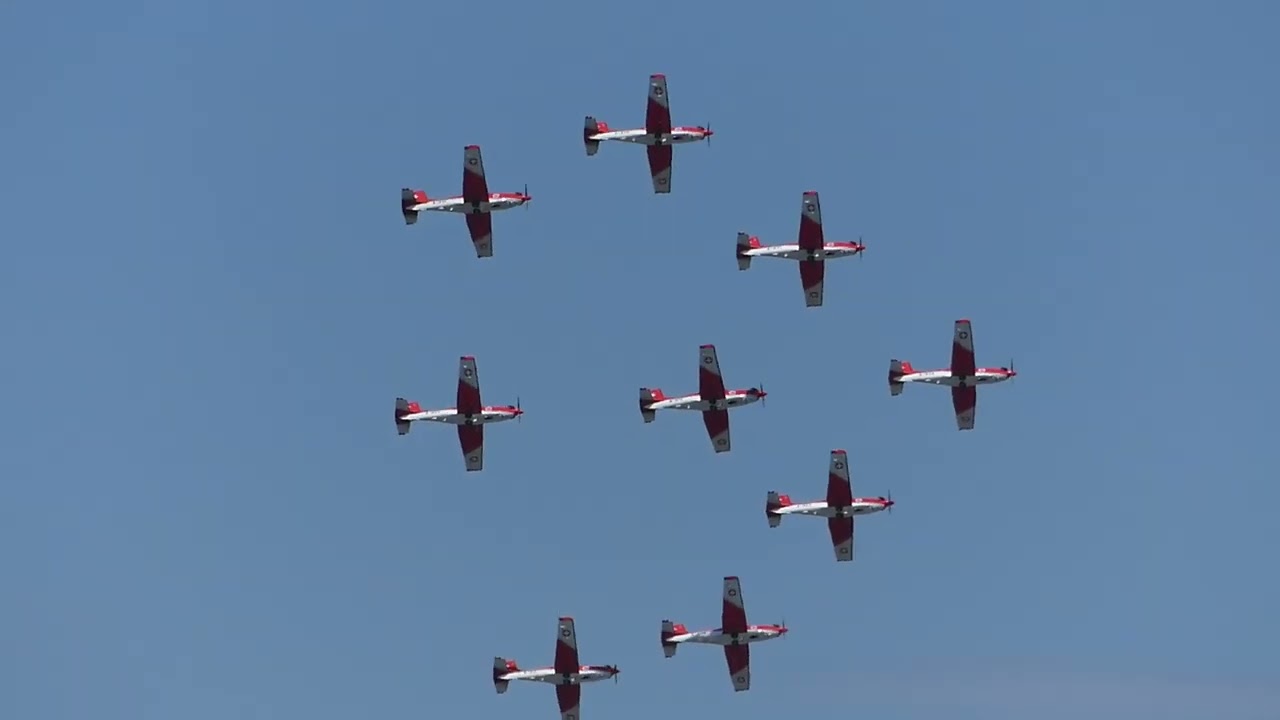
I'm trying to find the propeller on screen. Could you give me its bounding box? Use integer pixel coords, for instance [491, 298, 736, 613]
[885, 488, 893, 514]
[705, 122, 713, 148]
[757, 382, 766, 407]
[1008, 357, 1016, 384]
[859, 235, 865, 260]
[523, 183, 530, 209]
[516, 396, 522, 421]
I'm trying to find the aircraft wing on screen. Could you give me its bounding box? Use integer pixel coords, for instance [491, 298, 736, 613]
[645, 74, 672, 135]
[798, 191, 825, 306]
[799, 260, 824, 307]
[554, 617, 580, 675]
[702, 408, 730, 453]
[724, 644, 750, 692]
[952, 386, 976, 431]
[647, 144, 673, 194]
[457, 356, 483, 415]
[722, 575, 751, 691]
[698, 345, 727, 400]
[721, 576, 748, 634]
[555, 684, 582, 720]
[466, 214, 494, 258]
[462, 145, 490, 204]
[828, 517, 854, 562]
[826, 450, 853, 507]
[798, 191, 824, 251]
[645, 74, 673, 193]
[463, 145, 494, 257]
[458, 424, 483, 471]
[951, 319, 977, 377]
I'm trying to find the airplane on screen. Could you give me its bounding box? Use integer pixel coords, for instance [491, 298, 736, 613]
[394, 355, 522, 471]
[736, 190, 866, 307]
[765, 449, 893, 562]
[638, 344, 765, 454]
[493, 616, 619, 720]
[659, 576, 787, 692]
[888, 318, 1017, 430]
[583, 73, 713, 194]
[400, 145, 531, 258]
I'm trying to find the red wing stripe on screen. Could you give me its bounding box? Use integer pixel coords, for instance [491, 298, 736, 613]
[828, 517, 853, 548]
[457, 424, 483, 455]
[647, 145, 672, 188]
[799, 260, 824, 296]
[554, 639, 579, 675]
[952, 385, 976, 416]
[702, 409, 729, 449]
[465, 213, 494, 255]
[826, 469, 852, 507]
[555, 684, 581, 714]
[724, 644, 749, 676]
[462, 147, 489, 204]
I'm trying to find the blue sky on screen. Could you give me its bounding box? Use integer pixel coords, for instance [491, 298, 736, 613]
[3, 1, 1278, 719]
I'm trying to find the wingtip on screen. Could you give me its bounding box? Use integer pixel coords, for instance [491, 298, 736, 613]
[832, 449, 847, 455]
[559, 615, 574, 622]
[460, 355, 476, 361]
[723, 575, 739, 581]
[699, 343, 716, 350]
[465, 144, 481, 151]
[956, 318, 972, 324]
[650, 73, 666, 80]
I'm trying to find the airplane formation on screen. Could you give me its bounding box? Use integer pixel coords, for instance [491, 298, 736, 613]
[393, 74, 1020, 713]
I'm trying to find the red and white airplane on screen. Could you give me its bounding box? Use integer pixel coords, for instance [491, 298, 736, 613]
[765, 449, 893, 562]
[736, 190, 866, 307]
[889, 319, 1017, 431]
[639, 344, 765, 454]
[400, 145, 531, 258]
[583, 73, 712, 194]
[660, 576, 787, 693]
[493, 616, 619, 720]
[394, 355, 522, 471]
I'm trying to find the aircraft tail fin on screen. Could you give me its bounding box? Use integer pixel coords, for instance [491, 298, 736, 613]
[584, 116, 606, 156]
[639, 387, 665, 423]
[736, 232, 761, 271]
[660, 620, 685, 658]
[766, 491, 792, 527]
[493, 657, 517, 693]
[401, 188, 427, 225]
[889, 359, 911, 396]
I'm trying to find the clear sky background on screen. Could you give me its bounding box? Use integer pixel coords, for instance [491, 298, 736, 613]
[3, 2, 1278, 719]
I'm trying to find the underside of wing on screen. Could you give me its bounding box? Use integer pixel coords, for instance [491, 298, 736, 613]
[799, 260, 824, 307]
[556, 684, 582, 720]
[798, 191, 824, 251]
[826, 450, 853, 506]
[698, 345, 726, 400]
[647, 144, 672, 194]
[952, 386, 976, 431]
[721, 576, 748, 634]
[724, 644, 750, 692]
[554, 617, 580, 675]
[466, 213, 494, 258]
[951, 319, 977, 377]
[457, 357, 482, 415]
[645, 74, 672, 135]
[703, 409, 730, 453]
[458, 424, 484, 471]
[828, 517, 854, 561]
[462, 145, 489, 204]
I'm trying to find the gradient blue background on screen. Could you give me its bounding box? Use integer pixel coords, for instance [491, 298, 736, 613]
[3, 2, 1278, 719]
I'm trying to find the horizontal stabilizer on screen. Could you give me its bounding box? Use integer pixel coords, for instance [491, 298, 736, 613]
[395, 397, 412, 435]
[660, 619, 679, 657]
[888, 359, 907, 396]
[400, 188, 420, 225]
